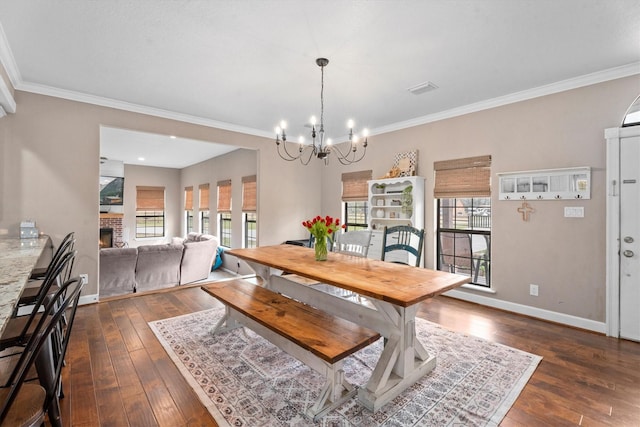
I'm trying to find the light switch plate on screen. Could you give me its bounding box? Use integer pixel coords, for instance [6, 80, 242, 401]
[564, 207, 584, 218]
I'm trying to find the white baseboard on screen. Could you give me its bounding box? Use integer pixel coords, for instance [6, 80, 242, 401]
[80, 293, 99, 305]
[444, 289, 606, 334]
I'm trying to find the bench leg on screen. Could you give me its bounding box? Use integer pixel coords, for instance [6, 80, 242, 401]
[305, 361, 356, 422]
[209, 308, 244, 335]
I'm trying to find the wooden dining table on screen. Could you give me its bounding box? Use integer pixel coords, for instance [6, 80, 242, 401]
[227, 244, 470, 412]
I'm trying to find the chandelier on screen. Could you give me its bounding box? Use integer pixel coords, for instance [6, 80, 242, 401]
[274, 58, 368, 165]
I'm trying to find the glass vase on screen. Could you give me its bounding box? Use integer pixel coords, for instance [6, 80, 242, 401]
[314, 236, 328, 261]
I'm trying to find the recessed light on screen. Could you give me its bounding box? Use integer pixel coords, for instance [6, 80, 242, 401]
[138, 157, 145, 161]
[169, 135, 177, 139]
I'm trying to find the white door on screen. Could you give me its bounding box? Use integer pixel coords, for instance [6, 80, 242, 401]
[620, 135, 640, 341]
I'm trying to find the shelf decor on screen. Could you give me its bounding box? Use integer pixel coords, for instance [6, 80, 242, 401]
[367, 176, 425, 262]
[302, 215, 345, 261]
[498, 167, 590, 200]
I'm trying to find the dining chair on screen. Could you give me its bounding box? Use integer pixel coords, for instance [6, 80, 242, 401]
[439, 232, 490, 283]
[381, 225, 425, 267]
[0, 276, 84, 427]
[333, 230, 372, 257]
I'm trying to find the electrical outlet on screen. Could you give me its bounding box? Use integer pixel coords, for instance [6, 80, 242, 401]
[529, 284, 539, 296]
[80, 274, 88, 285]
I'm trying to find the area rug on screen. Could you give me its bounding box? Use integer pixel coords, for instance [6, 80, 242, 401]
[149, 308, 541, 426]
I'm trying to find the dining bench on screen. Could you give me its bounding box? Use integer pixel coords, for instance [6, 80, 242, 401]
[201, 278, 380, 420]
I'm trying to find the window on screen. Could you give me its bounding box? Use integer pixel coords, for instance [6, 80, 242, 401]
[242, 175, 257, 248]
[434, 156, 491, 287]
[219, 212, 232, 247]
[199, 183, 210, 234]
[344, 201, 368, 231]
[244, 212, 257, 248]
[184, 186, 194, 233]
[201, 211, 210, 234]
[135, 186, 165, 238]
[217, 179, 232, 247]
[341, 170, 372, 232]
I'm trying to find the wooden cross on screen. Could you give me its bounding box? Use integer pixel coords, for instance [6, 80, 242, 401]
[517, 202, 535, 221]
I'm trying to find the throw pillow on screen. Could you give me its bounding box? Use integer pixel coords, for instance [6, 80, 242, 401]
[212, 246, 224, 270]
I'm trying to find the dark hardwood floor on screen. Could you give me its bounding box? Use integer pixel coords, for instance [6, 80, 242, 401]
[58, 286, 640, 426]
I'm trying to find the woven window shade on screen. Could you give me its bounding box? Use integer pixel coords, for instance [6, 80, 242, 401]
[199, 183, 210, 210]
[341, 170, 372, 201]
[242, 175, 257, 212]
[217, 179, 232, 212]
[434, 155, 492, 198]
[184, 186, 193, 210]
[136, 186, 165, 211]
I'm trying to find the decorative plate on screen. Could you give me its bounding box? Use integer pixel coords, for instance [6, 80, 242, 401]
[393, 150, 418, 176]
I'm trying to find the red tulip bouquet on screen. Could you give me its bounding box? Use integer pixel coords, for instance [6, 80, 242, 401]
[302, 215, 345, 261]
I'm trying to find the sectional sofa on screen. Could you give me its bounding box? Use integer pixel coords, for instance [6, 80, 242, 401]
[99, 233, 219, 297]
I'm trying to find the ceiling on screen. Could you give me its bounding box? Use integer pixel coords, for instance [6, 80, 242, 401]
[0, 1, 639, 168]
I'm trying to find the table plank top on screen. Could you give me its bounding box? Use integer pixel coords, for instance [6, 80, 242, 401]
[0, 237, 49, 335]
[227, 245, 470, 307]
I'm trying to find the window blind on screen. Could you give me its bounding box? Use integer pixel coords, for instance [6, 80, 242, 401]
[341, 170, 372, 201]
[433, 155, 492, 198]
[242, 175, 257, 212]
[199, 183, 210, 210]
[184, 186, 193, 210]
[136, 186, 165, 211]
[217, 179, 232, 212]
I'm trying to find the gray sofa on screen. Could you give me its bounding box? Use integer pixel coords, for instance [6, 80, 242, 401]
[99, 233, 219, 297]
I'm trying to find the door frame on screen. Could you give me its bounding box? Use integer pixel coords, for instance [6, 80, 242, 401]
[605, 126, 640, 337]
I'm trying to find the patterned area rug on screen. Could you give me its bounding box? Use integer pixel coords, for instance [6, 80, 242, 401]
[149, 308, 541, 426]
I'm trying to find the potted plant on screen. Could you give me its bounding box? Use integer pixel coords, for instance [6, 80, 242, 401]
[372, 183, 386, 194]
[401, 185, 413, 218]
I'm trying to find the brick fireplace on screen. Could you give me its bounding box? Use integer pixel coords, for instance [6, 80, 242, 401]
[99, 213, 124, 247]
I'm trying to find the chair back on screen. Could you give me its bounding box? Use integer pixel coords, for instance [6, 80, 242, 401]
[439, 232, 472, 271]
[0, 276, 84, 425]
[45, 236, 75, 285]
[381, 225, 425, 267]
[21, 250, 76, 338]
[333, 230, 372, 257]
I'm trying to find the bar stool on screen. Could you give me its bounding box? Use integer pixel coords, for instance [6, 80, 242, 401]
[28, 232, 74, 281]
[0, 276, 84, 427]
[3, 251, 76, 354]
[17, 237, 75, 312]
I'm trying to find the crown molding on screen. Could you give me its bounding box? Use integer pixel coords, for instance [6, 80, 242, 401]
[371, 62, 640, 137]
[17, 81, 274, 139]
[0, 77, 14, 114]
[0, 23, 20, 89]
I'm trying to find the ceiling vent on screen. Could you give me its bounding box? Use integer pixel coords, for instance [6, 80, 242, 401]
[407, 81, 438, 95]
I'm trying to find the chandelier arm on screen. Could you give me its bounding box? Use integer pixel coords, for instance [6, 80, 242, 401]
[299, 147, 315, 165]
[329, 141, 357, 159]
[277, 140, 306, 161]
[335, 144, 367, 165]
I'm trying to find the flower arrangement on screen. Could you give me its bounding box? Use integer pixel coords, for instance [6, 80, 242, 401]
[302, 215, 345, 261]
